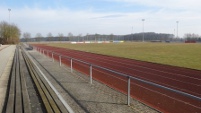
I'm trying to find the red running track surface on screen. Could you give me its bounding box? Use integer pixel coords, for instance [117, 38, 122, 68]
[32, 44, 201, 113]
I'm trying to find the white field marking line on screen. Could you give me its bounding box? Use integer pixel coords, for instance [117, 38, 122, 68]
[38, 48, 201, 98]
[58, 51, 200, 87]
[107, 65, 201, 87]
[25, 50, 74, 113]
[64, 59, 201, 98]
[38, 47, 201, 104]
[63, 49, 200, 80]
[38, 48, 201, 95]
[63, 51, 201, 86]
[60, 55, 201, 109]
[40, 47, 201, 100]
[130, 80, 201, 109]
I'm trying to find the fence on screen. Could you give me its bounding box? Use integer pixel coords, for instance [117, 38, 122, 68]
[33, 46, 201, 113]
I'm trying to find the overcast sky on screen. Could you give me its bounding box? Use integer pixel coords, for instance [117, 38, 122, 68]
[1, 0, 201, 37]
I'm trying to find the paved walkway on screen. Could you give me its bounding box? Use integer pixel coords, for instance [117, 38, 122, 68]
[29, 49, 159, 113]
[0, 45, 9, 51]
[0, 45, 16, 112]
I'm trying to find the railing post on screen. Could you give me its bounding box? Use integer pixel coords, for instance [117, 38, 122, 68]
[127, 76, 131, 106]
[71, 58, 73, 73]
[52, 52, 54, 62]
[44, 50, 47, 57]
[59, 55, 61, 66]
[90, 64, 93, 84]
[43, 50, 44, 55]
[40, 49, 42, 55]
[47, 51, 49, 57]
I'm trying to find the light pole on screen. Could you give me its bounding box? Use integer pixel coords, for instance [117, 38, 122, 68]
[8, 9, 11, 23]
[8, 8, 11, 42]
[131, 26, 133, 41]
[176, 21, 179, 38]
[142, 19, 145, 42]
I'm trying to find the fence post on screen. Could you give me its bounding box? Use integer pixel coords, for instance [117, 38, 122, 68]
[90, 64, 93, 84]
[52, 53, 54, 62]
[71, 58, 73, 73]
[127, 76, 131, 106]
[43, 49, 44, 55]
[59, 56, 61, 66]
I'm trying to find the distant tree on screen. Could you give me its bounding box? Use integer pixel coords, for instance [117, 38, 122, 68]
[110, 33, 114, 41]
[78, 34, 82, 42]
[123, 32, 174, 42]
[23, 32, 31, 42]
[58, 33, 64, 42]
[184, 33, 200, 41]
[68, 32, 73, 41]
[0, 21, 21, 44]
[95, 33, 99, 42]
[35, 33, 43, 42]
[86, 33, 89, 41]
[47, 32, 53, 41]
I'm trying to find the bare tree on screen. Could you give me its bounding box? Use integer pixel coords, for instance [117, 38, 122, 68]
[184, 33, 200, 41]
[23, 32, 31, 42]
[86, 33, 89, 41]
[68, 32, 73, 41]
[0, 21, 21, 44]
[95, 33, 99, 42]
[110, 33, 114, 41]
[47, 32, 53, 41]
[58, 33, 64, 42]
[78, 33, 82, 42]
[35, 33, 43, 42]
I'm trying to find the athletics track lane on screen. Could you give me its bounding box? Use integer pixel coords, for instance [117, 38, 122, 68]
[32, 44, 201, 113]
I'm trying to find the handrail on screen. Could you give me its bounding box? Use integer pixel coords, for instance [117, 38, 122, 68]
[34, 46, 201, 102]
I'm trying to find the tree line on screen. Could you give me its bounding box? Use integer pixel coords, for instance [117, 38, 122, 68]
[20, 32, 201, 43]
[184, 33, 201, 42]
[0, 21, 21, 44]
[21, 32, 177, 42]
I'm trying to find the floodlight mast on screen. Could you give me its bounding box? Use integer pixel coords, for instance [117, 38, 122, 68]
[142, 19, 145, 42]
[8, 9, 11, 23]
[132, 26, 133, 41]
[8, 8, 11, 40]
[176, 21, 179, 38]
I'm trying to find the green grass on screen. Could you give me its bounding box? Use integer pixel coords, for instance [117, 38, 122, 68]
[46, 42, 201, 70]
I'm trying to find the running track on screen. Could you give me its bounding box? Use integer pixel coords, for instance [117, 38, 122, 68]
[32, 44, 201, 113]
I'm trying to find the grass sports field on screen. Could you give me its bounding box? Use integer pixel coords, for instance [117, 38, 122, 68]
[46, 42, 201, 70]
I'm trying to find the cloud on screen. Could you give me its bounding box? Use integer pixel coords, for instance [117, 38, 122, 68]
[109, 0, 201, 11]
[91, 14, 126, 19]
[1, 0, 201, 37]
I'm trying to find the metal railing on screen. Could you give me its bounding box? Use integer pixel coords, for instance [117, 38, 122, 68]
[33, 46, 201, 107]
